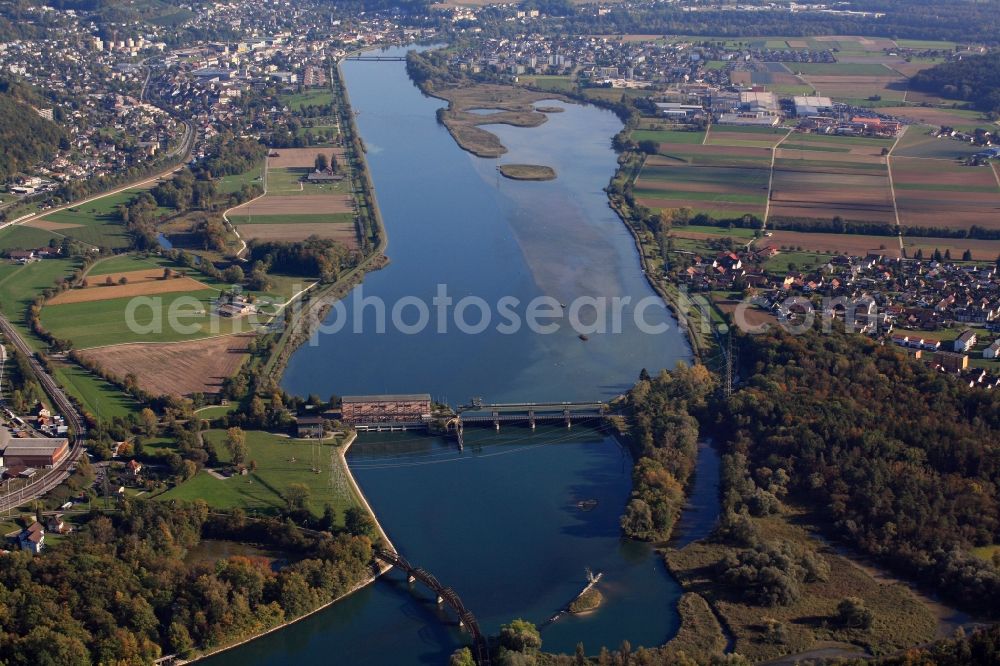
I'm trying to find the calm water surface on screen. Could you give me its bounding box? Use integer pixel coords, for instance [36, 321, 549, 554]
[211, 46, 712, 665]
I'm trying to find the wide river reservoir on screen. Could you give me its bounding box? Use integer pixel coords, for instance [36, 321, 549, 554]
[212, 45, 704, 665]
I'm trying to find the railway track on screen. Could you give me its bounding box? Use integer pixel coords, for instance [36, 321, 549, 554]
[0, 315, 86, 513]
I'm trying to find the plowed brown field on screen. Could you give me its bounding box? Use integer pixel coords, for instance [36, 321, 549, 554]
[238, 223, 359, 246]
[48, 270, 208, 305]
[229, 194, 354, 215]
[78, 334, 253, 396]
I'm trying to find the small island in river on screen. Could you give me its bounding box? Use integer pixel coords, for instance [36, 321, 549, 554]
[499, 164, 557, 181]
[568, 588, 604, 614]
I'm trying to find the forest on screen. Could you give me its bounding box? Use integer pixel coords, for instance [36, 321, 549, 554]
[0, 80, 64, 182]
[911, 51, 1000, 117]
[722, 325, 1000, 614]
[469, 0, 1000, 44]
[620, 364, 714, 541]
[249, 237, 360, 283]
[0, 500, 375, 665]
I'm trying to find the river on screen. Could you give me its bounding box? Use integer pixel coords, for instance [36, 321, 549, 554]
[211, 46, 712, 665]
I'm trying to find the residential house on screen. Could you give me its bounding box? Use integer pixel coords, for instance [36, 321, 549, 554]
[954, 329, 977, 352]
[18, 522, 44, 554]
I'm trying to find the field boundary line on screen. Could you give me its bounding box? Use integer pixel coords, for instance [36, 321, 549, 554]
[73, 330, 255, 353]
[702, 119, 711, 145]
[885, 126, 908, 248]
[222, 154, 269, 259]
[762, 128, 794, 227]
[991, 162, 1000, 192]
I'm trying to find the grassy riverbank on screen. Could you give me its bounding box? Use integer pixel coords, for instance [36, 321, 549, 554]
[261, 54, 389, 380]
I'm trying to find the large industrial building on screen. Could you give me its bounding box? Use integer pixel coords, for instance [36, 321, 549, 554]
[0, 428, 69, 469]
[340, 394, 433, 426]
[793, 95, 834, 117]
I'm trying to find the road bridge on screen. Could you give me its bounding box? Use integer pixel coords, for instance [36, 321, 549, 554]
[343, 55, 407, 61]
[446, 400, 608, 450]
[374, 547, 490, 665]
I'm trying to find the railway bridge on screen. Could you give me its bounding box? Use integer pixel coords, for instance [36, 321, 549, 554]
[374, 547, 490, 665]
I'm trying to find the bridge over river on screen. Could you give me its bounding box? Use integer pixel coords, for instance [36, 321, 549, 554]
[374, 547, 490, 665]
[448, 400, 609, 450]
[343, 55, 407, 61]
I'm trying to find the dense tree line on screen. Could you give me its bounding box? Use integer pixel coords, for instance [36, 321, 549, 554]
[468, 0, 1000, 44]
[720, 325, 1000, 615]
[0, 500, 375, 665]
[192, 135, 267, 180]
[0, 80, 64, 182]
[249, 237, 360, 282]
[864, 624, 1000, 666]
[911, 52, 1000, 117]
[620, 364, 715, 541]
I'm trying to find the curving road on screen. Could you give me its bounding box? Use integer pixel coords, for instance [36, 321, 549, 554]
[0, 316, 87, 513]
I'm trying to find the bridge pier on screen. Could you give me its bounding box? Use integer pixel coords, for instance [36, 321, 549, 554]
[436, 594, 444, 604]
[407, 574, 416, 584]
[564, 409, 572, 428]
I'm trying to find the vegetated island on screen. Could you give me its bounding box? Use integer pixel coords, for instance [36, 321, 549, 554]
[409, 52, 568, 158]
[430, 84, 562, 158]
[568, 587, 604, 614]
[498, 164, 557, 181]
[535, 105, 564, 113]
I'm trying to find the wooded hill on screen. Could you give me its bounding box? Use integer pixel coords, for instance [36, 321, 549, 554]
[911, 51, 1000, 117]
[723, 326, 1000, 615]
[0, 80, 63, 182]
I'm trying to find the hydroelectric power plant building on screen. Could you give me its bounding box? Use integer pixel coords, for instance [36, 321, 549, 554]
[341, 394, 433, 428]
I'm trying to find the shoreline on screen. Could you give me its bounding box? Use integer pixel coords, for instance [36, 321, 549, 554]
[261, 50, 390, 380]
[176, 431, 396, 665]
[604, 153, 704, 361]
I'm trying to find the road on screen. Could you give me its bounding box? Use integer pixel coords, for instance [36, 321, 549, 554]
[0, 118, 194, 234]
[0, 315, 87, 513]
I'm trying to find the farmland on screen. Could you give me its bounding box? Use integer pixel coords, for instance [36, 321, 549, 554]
[76, 333, 253, 397]
[893, 157, 1000, 230]
[627, 102, 1000, 243]
[770, 146, 895, 225]
[635, 153, 770, 219]
[0, 257, 78, 345]
[28, 188, 159, 249]
[37, 254, 265, 351]
[757, 230, 900, 258]
[0, 225, 62, 251]
[39, 288, 254, 349]
[226, 147, 360, 249]
[51, 361, 141, 421]
[47, 268, 209, 305]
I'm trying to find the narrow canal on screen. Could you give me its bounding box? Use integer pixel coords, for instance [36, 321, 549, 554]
[211, 45, 713, 665]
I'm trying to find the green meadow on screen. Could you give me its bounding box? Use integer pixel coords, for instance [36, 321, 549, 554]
[157, 430, 360, 522]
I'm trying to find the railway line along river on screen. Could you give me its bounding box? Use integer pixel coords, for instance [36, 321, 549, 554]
[210, 45, 712, 665]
